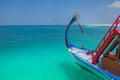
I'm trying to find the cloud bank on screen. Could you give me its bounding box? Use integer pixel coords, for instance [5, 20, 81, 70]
[108, 0, 120, 8]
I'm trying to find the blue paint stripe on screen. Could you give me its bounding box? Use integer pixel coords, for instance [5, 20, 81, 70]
[70, 48, 120, 80]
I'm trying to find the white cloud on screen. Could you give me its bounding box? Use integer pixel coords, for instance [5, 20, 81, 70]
[108, 0, 120, 8]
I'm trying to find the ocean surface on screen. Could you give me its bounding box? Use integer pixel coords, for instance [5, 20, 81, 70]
[0, 25, 110, 80]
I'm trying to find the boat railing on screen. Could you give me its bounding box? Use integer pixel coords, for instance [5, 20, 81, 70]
[92, 15, 120, 64]
[95, 15, 120, 51]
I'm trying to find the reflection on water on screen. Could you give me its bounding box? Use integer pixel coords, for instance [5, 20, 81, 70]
[59, 62, 104, 80]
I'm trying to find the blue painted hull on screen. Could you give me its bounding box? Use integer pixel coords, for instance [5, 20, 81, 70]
[69, 50, 120, 80]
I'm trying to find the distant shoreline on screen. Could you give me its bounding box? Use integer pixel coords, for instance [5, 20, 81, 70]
[84, 24, 120, 26]
[0, 24, 119, 26]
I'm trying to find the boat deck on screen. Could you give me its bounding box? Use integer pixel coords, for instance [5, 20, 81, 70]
[69, 47, 92, 63]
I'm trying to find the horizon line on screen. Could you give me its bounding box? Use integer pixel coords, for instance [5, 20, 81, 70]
[0, 24, 119, 26]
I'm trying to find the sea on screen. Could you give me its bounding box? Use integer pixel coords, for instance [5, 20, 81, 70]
[0, 25, 110, 80]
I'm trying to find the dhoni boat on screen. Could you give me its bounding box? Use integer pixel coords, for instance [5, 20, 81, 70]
[65, 13, 120, 80]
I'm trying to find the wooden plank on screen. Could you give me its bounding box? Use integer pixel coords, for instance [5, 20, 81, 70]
[101, 56, 120, 76]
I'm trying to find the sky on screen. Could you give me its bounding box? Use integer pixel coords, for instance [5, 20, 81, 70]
[0, 0, 120, 25]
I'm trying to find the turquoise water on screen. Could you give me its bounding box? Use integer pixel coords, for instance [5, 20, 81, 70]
[0, 25, 110, 80]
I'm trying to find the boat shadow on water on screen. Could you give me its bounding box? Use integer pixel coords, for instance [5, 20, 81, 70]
[59, 62, 105, 80]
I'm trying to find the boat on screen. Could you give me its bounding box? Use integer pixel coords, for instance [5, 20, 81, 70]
[65, 13, 120, 80]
